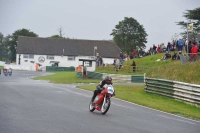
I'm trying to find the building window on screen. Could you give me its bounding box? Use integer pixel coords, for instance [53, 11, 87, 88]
[23, 54, 34, 59]
[29, 54, 34, 59]
[84, 61, 92, 67]
[47, 55, 54, 60]
[68, 56, 75, 61]
[23, 54, 29, 58]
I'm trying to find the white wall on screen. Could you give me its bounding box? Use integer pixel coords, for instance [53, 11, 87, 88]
[102, 57, 115, 65]
[0, 61, 5, 66]
[15, 54, 116, 72]
[16, 54, 98, 71]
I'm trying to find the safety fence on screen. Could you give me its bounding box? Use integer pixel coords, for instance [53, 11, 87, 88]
[46, 66, 75, 72]
[179, 52, 200, 64]
[76, 71, 144, 83]
[96, 65, 149, 73]
[145, 77, 200, 106]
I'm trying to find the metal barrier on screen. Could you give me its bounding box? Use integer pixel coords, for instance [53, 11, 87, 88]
[46, 66, 75, 72]
[76, 71, 144, 83]
[179, 52, 200, 64]
[145, 77, 200, 106]
[87, 71, 103, 80]
[97, 65, 148, 73]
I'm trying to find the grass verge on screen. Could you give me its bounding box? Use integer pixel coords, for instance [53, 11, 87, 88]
[33, 72, 100, 84]
[0, 65, 3, 69]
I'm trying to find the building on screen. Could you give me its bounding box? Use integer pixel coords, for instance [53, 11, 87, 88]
[16, 36, 121, 71]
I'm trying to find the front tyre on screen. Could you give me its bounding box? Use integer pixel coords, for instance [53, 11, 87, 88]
[89, 100, 95, 112]
[101, 98, 111, 115]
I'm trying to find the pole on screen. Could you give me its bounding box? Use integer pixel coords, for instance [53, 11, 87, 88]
[187, 22, 189, 54]
[94, 47, 95, 56]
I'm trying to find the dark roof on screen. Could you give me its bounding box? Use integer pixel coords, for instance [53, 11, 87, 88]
[17, 36, 121, 58]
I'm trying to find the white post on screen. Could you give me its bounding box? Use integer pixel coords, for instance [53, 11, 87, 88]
[144, 73, 146, 83]
[187, 22, 189, 54]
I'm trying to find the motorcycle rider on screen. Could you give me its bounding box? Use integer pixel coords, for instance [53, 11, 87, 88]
[8, 68, 12, 74]
[91, 76, 114, 103]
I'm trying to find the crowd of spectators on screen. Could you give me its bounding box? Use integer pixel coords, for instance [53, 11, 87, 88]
[144, 37, 200, 62]
[96, 37, 199, 72]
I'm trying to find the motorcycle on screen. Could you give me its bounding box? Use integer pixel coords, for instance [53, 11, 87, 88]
[8, 72, 12, 76]
[3, 70, 8, 76]
[89, 84, 115, 115]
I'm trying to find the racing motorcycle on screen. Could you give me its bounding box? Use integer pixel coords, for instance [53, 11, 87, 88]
[8, 72, 12, 76]
[89, 84, 115, 115]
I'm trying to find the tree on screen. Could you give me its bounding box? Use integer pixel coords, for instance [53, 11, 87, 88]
[49, 27, 66, 38]
[6, 28, 38, 62]
[110, 17, 148, 53]
[0, 33, 10, 61]
[176, 7, 200, 38]
[49, 35, 63, 38]
[58, 27, 65, 37]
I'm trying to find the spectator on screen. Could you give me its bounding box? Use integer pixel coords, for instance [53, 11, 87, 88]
[198, 41, 200, 52]
[157, 45, 161, 53]
[119, 58, 124, 69]
[167, 42, 171, 53]
[161, 43, 166, 52]
[114, 58, 119, 72]
[149, 47, 153, 55]
[162, 51, 171, 60]
[113, 58, 116, 65]
[99, 56, 103, 66]
[131, 60, 136, 72]
[96, 57, 99, 67]
[190, 42, 198, 62]
[119, 51, 124, 60]
[186, 40, 192, 54]
[178, 39, 183, 51]
[131, 49, 137, 58]
[153, 44, 157, 54]
[136, 46, 141, 57]
[171, 52, 180, 60]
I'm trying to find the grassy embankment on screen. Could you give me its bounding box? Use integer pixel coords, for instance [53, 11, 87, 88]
[34, 53, 200, 119]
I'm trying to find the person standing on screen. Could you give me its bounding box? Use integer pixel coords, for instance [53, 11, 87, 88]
[190, 42, 198, 62]
[153, 44, 157, 54]
[119, 51, 124, 60]
[131, 60, 136, 72]
[114, 58, 119, 72]
[167, 42, 171, 53]
[178, 39, 183, 51]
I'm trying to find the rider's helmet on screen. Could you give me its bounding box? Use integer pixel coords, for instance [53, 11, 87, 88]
[105, 76, 112, 84]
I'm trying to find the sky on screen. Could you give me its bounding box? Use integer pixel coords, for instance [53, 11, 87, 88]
[0, 0, 200, 50]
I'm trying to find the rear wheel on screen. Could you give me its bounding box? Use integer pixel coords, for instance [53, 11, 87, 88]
[101, 99, 111, 115]
[89, 99, 95, 112]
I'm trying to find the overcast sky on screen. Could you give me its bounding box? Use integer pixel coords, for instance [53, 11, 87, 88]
[0, 0, 200, 50]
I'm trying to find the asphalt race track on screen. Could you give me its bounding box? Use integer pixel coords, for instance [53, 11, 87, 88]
[0, 71, 199, 133]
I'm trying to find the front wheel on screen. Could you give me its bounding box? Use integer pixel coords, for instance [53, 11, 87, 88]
[101, 98, 111, 115]
[89, 99, 95, 112]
